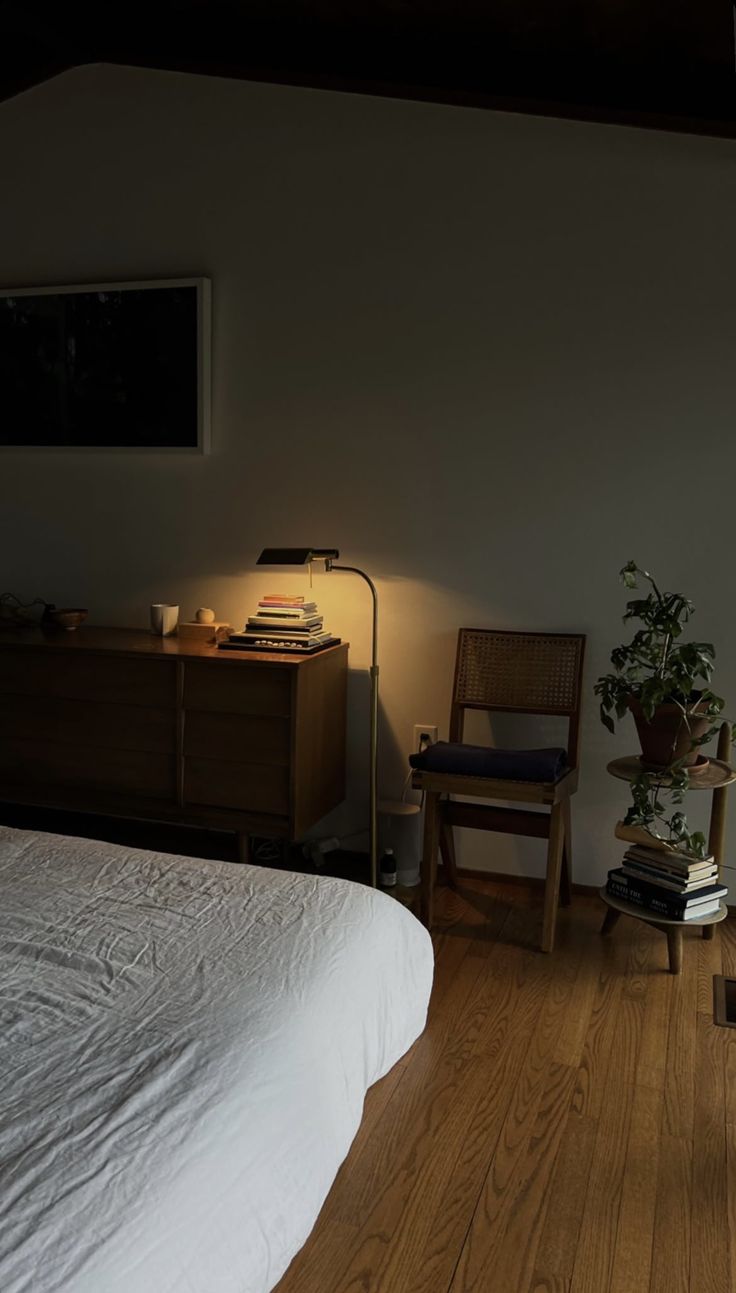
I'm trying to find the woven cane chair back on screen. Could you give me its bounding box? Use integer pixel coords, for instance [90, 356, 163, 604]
[450, 629, 586, 762]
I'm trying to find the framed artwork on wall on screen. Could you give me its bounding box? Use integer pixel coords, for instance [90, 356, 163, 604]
[0, 276, 211, 452]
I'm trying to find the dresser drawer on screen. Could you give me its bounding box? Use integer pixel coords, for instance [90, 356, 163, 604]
[0, 738, 175, 800]
[183, 758, 289, 815]
[183, 711, 290, 766]
[0, 694, 175, 754]
[183, 662, 291, 717]
[0, 651, 176, 708]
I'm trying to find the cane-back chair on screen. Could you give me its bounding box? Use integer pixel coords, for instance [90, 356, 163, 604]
[412, 628, 586, 953]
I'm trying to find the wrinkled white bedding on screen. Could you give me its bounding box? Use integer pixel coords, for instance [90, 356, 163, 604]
[0, 827, 433, 1293]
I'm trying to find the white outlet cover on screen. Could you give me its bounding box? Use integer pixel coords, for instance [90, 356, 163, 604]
[413, 724, 438, 749]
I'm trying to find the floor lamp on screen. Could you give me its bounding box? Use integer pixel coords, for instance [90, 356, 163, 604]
[256, 548, 379, 888]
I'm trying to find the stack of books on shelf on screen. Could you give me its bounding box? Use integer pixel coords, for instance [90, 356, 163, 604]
[607, 841, 728, 921]
[218, 594, 340, 654]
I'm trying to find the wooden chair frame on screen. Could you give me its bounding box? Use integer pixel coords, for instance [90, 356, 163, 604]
[412, 628, 586, 953]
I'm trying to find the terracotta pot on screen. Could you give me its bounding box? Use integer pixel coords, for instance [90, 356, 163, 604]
[628, 697, 710, 768]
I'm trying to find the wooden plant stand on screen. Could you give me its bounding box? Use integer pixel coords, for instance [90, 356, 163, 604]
[599, 887, 727, 974]
[600, 723, 735, 975]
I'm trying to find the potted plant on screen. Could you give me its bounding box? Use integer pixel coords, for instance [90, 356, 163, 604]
[595, 561, 734, 858]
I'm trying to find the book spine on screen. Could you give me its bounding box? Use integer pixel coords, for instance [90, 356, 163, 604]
[255, 610, 318, 619]
[241, 623, 323, 633]
[245, 622, 323, 633]
[606, 879, 687, 918]
[622, 862, 716, 890]
[620, 848, 714, 868]
[231, 634, 329, 644]
[611, 869, 725, 905]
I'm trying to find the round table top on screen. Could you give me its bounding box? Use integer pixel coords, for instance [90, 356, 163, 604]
[378, 799, 421, 817]
[599, 886, 728, 928]
[607, 755, 736, 790]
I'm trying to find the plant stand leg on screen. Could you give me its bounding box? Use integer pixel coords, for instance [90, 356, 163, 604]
[708, 721, 731, 873]
[703, 924, 716, 942]
[601, 907, 621, 936]
[666, 927, 683, 975]
[237, 832, 250, 865]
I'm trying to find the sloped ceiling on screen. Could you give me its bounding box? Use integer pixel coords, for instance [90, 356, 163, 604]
[0, 0, 734, 135]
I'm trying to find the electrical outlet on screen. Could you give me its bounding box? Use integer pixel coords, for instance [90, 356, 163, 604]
[413, 724, 438, 752]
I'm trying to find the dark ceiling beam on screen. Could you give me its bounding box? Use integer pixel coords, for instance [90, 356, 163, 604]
[0, 0, 734, 138]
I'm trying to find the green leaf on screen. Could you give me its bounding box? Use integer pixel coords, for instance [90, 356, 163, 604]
[621, 562, 638, 589]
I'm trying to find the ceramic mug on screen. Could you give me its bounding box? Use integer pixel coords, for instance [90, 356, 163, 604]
[150, 604, 179, 636]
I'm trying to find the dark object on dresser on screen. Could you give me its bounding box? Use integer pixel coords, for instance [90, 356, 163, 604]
[41, 606, 89, 631]
[0, 628, 348, 860]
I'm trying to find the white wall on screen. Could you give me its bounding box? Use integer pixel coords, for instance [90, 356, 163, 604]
[1, 64, 735, 883]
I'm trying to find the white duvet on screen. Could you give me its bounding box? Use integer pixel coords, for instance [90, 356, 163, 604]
[0, 827, 433, 1293]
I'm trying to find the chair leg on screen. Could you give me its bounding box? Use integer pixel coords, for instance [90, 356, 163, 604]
[560, 798, 572, 908]
[541, 801, 565, 954]
[421, 791, 441, 930]
[439, 813, 459, 890]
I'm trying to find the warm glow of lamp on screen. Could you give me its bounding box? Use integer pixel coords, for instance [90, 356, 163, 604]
[257, 547, 379, 888]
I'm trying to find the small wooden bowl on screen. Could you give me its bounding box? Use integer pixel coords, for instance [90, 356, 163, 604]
[44, 608, 88, 631]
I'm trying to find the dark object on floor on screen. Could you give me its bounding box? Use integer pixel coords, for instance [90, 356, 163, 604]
[713, 975, 736, 1027]
[411, 627, 586, 953]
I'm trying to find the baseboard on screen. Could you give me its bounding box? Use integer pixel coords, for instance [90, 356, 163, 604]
[445, 863, 598, 897]
[444, 864, 735, 914]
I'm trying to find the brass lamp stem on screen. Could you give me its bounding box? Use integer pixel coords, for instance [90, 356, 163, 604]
[327, 561, 379, 888]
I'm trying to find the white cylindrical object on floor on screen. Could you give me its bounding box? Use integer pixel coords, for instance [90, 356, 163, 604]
[379, 801, 422, 887]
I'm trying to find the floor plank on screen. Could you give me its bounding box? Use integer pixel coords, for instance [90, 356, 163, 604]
[608, 1082, 660, 1293]
[532, 1108, 598, 1285]
[275, 881, 734, 1293]
[448, 930, 586, 1292]
[649, 1135, 693, 1293]
[726, 1116, 736, 1291]
[689, 1016, 730, 1293]
[569, 994, 645, 1293]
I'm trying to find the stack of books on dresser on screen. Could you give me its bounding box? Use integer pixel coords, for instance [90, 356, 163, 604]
[218, 594, 340, 654]
[607, 842, 727, 921]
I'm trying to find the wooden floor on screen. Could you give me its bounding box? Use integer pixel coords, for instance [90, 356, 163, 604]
[275, 876, 736, 1293]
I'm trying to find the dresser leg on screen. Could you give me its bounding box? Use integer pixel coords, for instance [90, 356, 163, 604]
[237, 832, 251, 865]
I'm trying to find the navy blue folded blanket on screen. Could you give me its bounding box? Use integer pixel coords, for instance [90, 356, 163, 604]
[409, 742, 568, 783]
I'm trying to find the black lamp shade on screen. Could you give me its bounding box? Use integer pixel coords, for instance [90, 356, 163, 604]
[257, 548, 339, 565]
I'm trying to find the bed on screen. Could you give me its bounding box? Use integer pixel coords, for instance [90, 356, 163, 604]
[0, 826, 433, 1293]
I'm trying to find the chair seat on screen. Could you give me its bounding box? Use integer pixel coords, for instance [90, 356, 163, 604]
[412, 764, 578, 805]
[409, 741, 568, 782]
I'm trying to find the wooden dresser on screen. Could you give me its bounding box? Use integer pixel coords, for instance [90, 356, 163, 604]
[0, 629, 348, 858]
